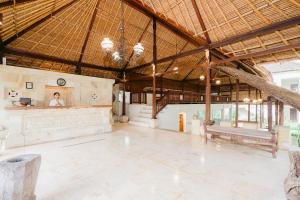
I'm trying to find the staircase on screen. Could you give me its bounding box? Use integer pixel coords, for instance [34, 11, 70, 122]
[129, 105, 154, 128]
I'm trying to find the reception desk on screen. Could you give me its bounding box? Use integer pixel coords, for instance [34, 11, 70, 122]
[3, 105, 112, 148]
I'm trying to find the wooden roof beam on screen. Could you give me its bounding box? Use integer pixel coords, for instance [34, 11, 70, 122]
[122, 19, 152, 71]
[4, 47, 122, 72]
[128, 15, 300, 72]
[212, 42, 300, 65]
[122, 0, 207, 46]
[0, 0, 34, 7]
[3, 0, 80, 46]
[76, 0, 101, 75]
[191, 0, 211, 44]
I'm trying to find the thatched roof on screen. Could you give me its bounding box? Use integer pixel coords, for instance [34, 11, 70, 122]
[0, 0, 299, 80]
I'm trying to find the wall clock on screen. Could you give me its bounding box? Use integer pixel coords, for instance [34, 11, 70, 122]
[57, 78, 66, 86]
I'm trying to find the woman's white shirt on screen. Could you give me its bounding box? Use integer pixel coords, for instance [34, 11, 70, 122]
[49, 99, 65, 107]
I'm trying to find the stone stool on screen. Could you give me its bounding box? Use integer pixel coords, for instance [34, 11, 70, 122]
[0, 125, 9, 154]
[0, 154, 41, 200]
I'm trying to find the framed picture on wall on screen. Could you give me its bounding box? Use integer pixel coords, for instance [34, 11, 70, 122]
[26, 82, 33, 89]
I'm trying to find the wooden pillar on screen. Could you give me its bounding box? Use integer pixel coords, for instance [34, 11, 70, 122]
[205, 50, 211, 123]
[122, 81, 126, 116]
[267, 96, 272, 132]
[275, 100, 279, 125]
[255, 89, 258, 122]
[0, 13, 3, 65]
[248, 85, 251, 122]
[279, 101, 284, 126]
[235, 79, 239, 128]
[261, 101, 264, 128]
[152, 18, 157, 119]
[160, 77, 163, 98]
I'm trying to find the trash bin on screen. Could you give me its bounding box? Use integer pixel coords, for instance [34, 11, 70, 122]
[0, 154, 41, 200]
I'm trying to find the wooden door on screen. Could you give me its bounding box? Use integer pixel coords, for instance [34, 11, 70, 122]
[45, 86, 74, 106]
[179, 113, 184, 132]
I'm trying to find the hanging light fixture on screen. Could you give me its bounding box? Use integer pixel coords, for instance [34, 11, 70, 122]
[215, 80, 221, 85]
[257, 98, 263, 103]
[173, 67, 178, 71]
[199, 75, 205, 81]
[112, 51, 121, 62]
[101, 37, 113, 53]
[133, 43, 144, 57]
[252, 99, 258, 104]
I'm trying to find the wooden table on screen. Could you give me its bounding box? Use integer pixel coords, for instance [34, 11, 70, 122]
[203, 124, 278, 158]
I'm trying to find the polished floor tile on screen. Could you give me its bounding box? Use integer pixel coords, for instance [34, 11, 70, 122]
[0, 124, 289, 200]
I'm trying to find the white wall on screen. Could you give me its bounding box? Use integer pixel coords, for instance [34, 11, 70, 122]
[157, 104, 233, 132]
[0, 65, 115, 108]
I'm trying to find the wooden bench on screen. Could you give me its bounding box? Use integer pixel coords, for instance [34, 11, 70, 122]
[203, 123, 278, 158]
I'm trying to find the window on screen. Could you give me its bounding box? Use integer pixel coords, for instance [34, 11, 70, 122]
[290, 108, 298, 121]
[291, 84, 299, 92]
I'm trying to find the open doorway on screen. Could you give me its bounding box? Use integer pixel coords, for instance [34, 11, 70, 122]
[179, 112, 186, 133]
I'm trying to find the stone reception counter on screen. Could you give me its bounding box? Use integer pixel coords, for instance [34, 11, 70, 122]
[3, 105, 112, 148]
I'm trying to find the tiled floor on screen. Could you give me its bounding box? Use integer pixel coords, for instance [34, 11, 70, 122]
[0, 124, 289, 200]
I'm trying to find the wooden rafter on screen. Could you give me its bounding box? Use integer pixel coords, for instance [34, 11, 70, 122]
[191, 0, 211, 43]
[122, 18, 151, 70]
[4, 47, 122, 72]
[122, 0, 207, 46]
[3, 0, 80, 46]
[77, 0, 101, 74]
[128, 15, 300, 72]
[212, 42, 300, 65]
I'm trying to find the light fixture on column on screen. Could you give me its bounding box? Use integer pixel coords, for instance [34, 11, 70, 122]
[101, 37, 114, 53]
[257, 98, 263, 103]
[252, 99, 258, 104]
[215, 79, 221, 85]
[199, 75, 205, 81]
[133, 43, 144, 57]
[243, 97, 250, 103]
[173, 67, 178, 71]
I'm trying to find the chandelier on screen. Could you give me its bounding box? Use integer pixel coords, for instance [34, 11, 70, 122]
[101, 0, 144, 66]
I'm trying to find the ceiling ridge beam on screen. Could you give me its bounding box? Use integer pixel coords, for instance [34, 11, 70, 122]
[127, 15, 300, 72]
[3, 0, 80, 46]
[191, 0, 211, 44]
[4, 47, 122, 72]
[77, 0, 101, 74]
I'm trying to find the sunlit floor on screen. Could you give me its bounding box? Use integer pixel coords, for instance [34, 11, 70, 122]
[1, 124, 288, 200]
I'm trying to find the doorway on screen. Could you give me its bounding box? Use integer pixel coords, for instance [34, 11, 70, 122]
[179, 112, 186, 133]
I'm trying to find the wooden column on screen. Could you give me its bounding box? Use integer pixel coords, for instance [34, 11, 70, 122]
[205, 50, 211, 123]
[255, 89, 258, 122]
[275, 100, 279, 125]
[261, 101, 264, 128]
[160, 77, 163, 98]
[122, 81, 126, 116]
[279, 101, 284, 126]
[267, 96, 272, 132]
[0, 13, 3, 64]
[152, 18, 157, 119]
[235, 79, 239, 128]
[248, 85, 251, 122]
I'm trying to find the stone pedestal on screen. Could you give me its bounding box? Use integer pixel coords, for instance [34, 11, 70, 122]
[119, 115, 129, 123]
[0, 154, 41, 200]
[0, 126, 9, 154]
[191, 119, 201, 135]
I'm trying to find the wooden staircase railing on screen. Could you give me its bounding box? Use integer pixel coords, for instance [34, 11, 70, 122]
[156, 91, 169, 114]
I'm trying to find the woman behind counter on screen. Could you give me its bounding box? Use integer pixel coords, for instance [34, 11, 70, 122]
[49, 92, 65, 107]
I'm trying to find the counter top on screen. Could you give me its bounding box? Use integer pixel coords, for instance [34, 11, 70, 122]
[5, 105, 112, 110]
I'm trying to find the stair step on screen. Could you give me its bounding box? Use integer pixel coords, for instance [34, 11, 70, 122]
[129, 121, 150, 128]
[131, 117, 151, 123]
